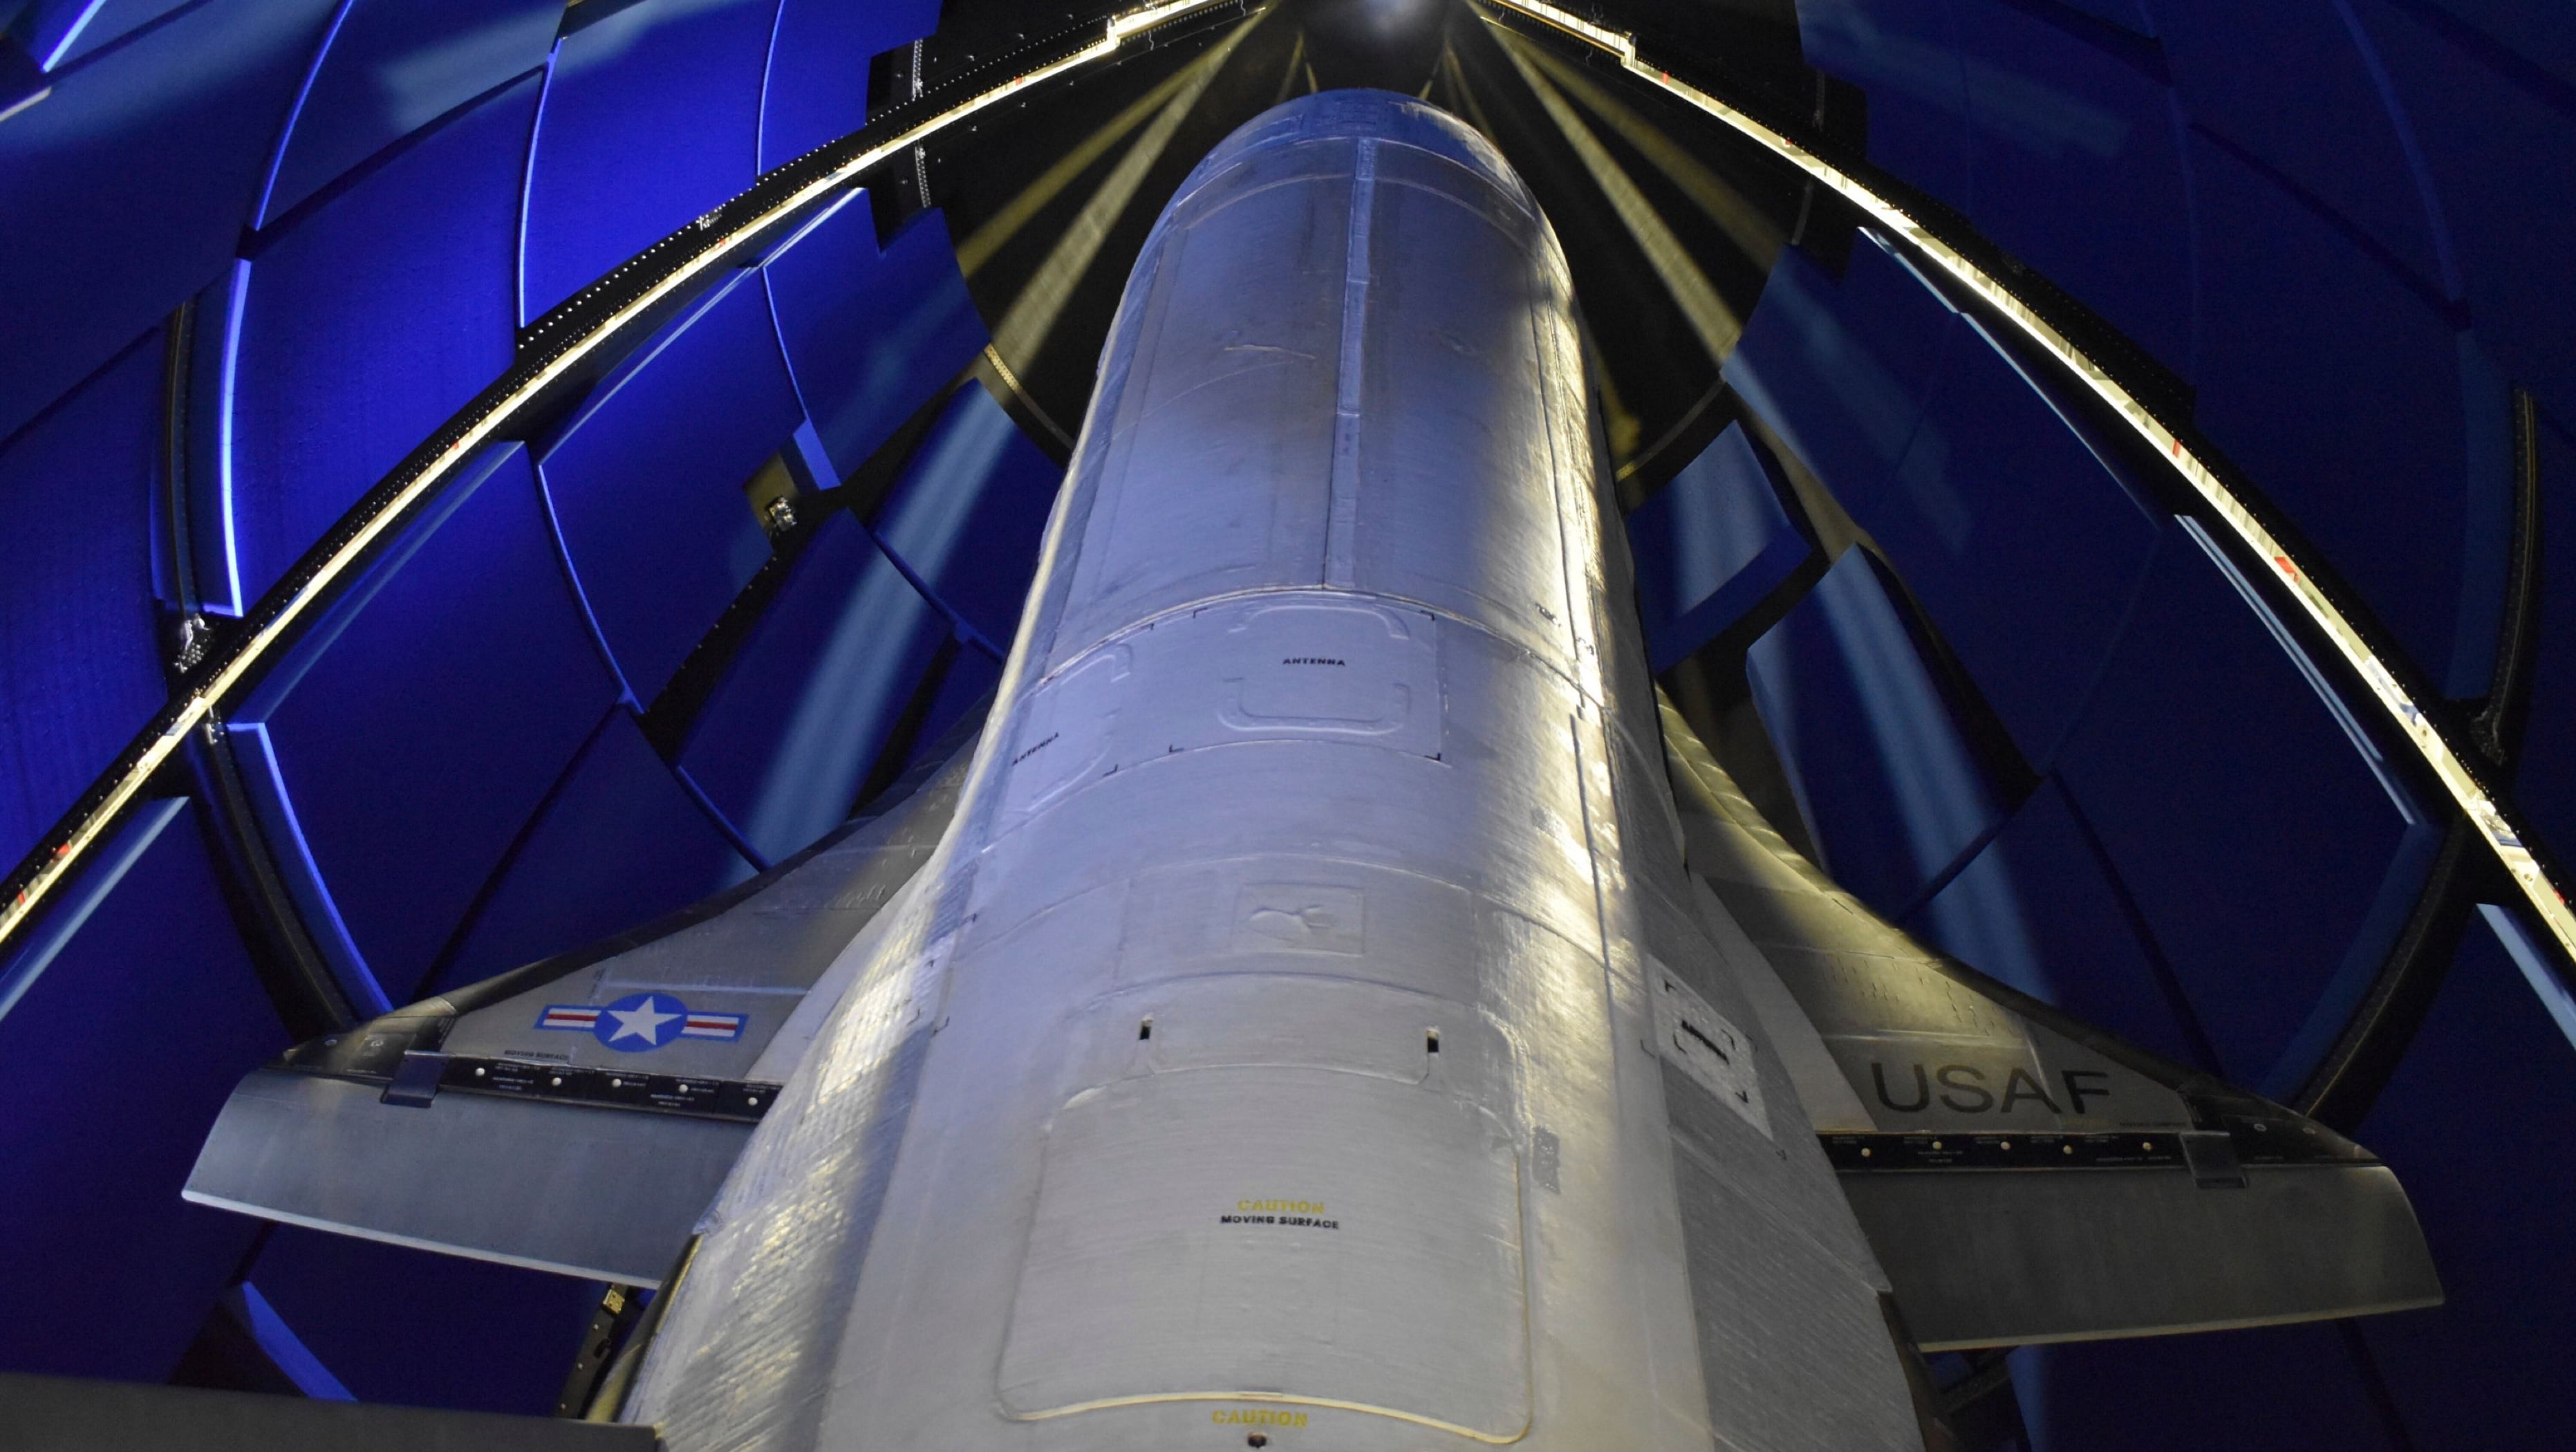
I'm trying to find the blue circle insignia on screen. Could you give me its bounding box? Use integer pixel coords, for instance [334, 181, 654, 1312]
[593, 992, 688, 1052]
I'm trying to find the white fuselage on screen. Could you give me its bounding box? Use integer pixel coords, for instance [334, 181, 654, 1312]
[630, 90, 1918, 1452]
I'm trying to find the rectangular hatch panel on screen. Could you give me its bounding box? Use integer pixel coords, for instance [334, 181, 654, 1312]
[998, 1066, 1529, 1440]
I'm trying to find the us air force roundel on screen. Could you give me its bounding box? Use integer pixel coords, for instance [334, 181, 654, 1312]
[535, 993, 746, 1052]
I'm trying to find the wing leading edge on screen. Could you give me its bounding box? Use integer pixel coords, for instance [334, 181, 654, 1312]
[1659, 693, 2442, 1349]
[183, 737, 974, 1285]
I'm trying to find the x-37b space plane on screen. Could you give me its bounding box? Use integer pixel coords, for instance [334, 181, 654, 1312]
[189, 91, 2438, 1451]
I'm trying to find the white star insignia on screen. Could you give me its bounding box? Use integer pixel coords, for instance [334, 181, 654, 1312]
[606, 997, 680, 1043]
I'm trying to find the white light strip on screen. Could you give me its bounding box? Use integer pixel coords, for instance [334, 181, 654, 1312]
[1482, 0, 2576, 966]
[1, 0, 1236, 952]
[1490, 0, 1635, 57]
[1109, 0, 1231, 39]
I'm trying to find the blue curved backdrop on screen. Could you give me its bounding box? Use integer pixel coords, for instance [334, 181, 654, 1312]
[1, 1, 2570, 1445]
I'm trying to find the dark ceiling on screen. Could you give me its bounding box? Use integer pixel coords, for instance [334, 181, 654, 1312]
[915, 0, 1811, 493]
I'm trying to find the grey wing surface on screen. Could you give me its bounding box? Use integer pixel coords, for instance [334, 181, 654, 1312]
[1659, 693, 2442, 1349]
[183, 734, 973, 1285]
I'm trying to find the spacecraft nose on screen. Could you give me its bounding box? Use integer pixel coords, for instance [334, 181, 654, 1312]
[1177, 86, 1528, 210]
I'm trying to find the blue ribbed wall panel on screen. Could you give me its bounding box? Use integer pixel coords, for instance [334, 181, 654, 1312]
[0, 0, 2566, 1424]
[2353, 917, 2576, 1448]
[2514, 411, 2576, 856]
[2051, 528, 2418, 1083]
[537, 270, 801, 705]
[0, 0, 339, 443]
[0, 800, 281, 1381]
[518, 0, 777, 321]
[0, 332, 167, 870]
[2186, 133, 2481, 687]
[1805, 0, 2197, 377]
[1914, 779, 2205, 1067]
[223, 718, 381, 1009]
[227, 71, 535, 607]
[758, 0, 942, 170]
[1799, 0, 1976, 210]
[1748, 548, 2007, 915]
[680, 513, 947, 865]
[2406, 1, 2573, 82]
[2356, 0, 2576, 427]
[245, 1225, 597, 1415]
[868, 383, 1065, 647]
[243, 445, 617, 1005]
[1869, 315, 2163, 766]
[766, 201, 989, 481]
[1625, 421, 1808, 671]
[438, 707, 754, 991]
[1950, 0, 2196, 376]
[1722, 244, 1961, 520]
[2046, 0, 2157, 35]
[255, 0, 560, 226]
[2150, 0, 2453, 290]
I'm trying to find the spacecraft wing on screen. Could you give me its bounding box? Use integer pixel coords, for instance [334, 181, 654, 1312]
[1661, 696, 2443, 1350]
[182, 738, 973, 1285]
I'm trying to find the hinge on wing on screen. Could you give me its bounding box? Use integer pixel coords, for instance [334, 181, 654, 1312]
[2178, 1129, 2248, 1189]
[380, 1050, 449, 1108]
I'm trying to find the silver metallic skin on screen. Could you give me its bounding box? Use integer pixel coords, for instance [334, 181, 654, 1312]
[628, 91, 1921, 1451]
[178, 85, 2436, 1446]
[182, 750, 970, 1285]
